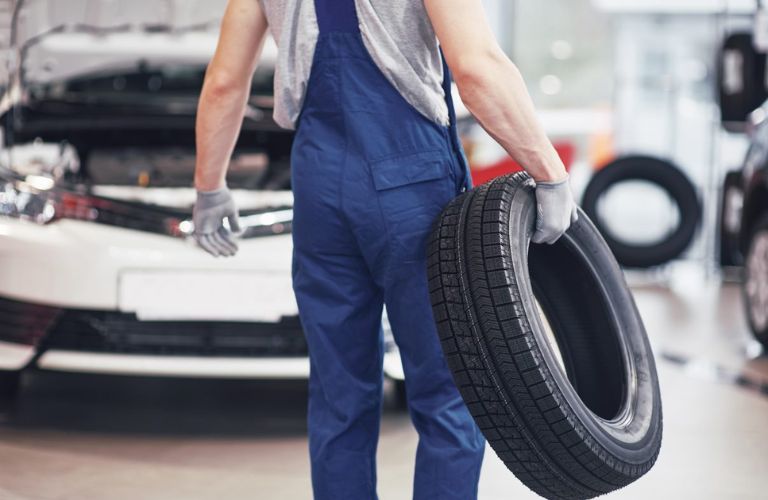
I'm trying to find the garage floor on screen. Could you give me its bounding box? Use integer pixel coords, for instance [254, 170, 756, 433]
[0, 268, 766, 500]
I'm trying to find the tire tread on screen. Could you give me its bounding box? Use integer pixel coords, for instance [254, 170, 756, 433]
[428, 173, 660, 499]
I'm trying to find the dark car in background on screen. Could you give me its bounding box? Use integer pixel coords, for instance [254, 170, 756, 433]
[733, 102, 768, 350]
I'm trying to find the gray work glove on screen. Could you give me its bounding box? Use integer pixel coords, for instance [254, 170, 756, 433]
[532, 176, 579, 245]
[193, 187, 242, 257]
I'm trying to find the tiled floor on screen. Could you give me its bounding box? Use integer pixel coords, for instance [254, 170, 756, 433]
[0, 274, 766, 500]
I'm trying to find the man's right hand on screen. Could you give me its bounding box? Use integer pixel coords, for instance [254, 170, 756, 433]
[193, 188, 242, 257]
[426, 0, 578, 224]
[532, 176, 579, 245]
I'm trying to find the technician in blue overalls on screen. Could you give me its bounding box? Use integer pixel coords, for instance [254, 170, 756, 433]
[193, 1, 577, 498]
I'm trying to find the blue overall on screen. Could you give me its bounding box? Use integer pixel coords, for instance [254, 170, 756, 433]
[291, 0, 485, 498]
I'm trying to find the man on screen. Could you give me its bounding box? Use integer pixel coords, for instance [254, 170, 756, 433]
[193, 0, 578, 498]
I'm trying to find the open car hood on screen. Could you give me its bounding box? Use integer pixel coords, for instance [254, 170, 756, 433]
[9, 0, 276, 84]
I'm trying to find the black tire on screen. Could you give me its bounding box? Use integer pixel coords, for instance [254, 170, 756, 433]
[428, 173, 662, 499]
[718, 171, 745, 267]
[743, 214, 768, 350]
[718, 33, 768, 131]
[582, 156, 700, 268]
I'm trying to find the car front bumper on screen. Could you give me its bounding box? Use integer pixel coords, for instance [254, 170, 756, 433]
[0, 217, 295, 310]
[0, 218, 405, 380]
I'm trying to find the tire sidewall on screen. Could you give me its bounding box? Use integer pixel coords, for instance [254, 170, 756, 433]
[511, 184, 663, 463]
[743, 215, 768, 344]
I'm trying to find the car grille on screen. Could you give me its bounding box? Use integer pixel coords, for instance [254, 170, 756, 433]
[0, 296, 307, 357]
[0, 297, 61, 345]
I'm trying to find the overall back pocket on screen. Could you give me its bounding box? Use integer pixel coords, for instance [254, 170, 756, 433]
[369, 150, 458, 263]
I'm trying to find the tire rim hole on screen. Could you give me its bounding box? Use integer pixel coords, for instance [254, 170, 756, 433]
[596, 180, 681, 246]
[529, 239, 629, 422]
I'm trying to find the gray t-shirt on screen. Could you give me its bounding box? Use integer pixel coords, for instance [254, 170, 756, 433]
[258, 0, 448, 130]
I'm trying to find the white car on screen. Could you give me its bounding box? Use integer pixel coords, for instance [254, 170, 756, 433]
[0, 2, 404, 405]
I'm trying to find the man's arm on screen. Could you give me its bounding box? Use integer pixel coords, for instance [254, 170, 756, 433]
[425, 0, 565, 184]
[194, 0, 269, 191]
[192, 0, 268, 257]
[425, 0, 576, 243]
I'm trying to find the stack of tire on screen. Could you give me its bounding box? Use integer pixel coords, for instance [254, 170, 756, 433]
[577, 32, 764, 269]
[428, 173, 663, 499]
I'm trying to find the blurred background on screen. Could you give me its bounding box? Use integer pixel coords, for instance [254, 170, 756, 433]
[0, 0, 766, 499]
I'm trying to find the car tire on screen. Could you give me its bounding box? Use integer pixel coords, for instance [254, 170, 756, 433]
[582, 156, 701, 268]
[743, 214, 768, 350]
[428, 173, 662, 499]
[718, 33, 768, 131]
[719, 171, 745, 267]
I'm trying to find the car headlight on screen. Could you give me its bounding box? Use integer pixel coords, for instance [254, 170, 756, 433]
[0, 175, 57, 223]
[0, 172, 175, 232]
[0, 172, 294, 239]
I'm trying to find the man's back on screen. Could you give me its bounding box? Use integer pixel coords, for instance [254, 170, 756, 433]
[258, 0, 448, 130]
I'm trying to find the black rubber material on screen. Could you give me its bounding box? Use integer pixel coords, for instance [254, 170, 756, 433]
[0, 370, 21, 411]
[718, 171, 745, 267]
[718, 33, 768, 131]
[428, 173, 662, 499]
[393, 379, 409, 410]
[744, 215, 768, 350]
[581, 156, 701, 268]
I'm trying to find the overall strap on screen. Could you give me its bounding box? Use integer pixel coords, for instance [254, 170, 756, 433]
[440, 49, 472, 190]
[314, 0, 359, 34]
[440, 50, 458, 132]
